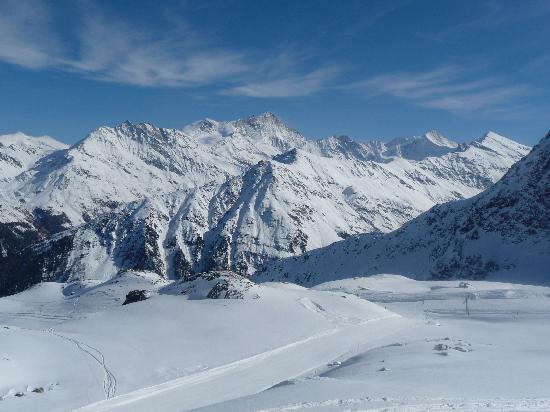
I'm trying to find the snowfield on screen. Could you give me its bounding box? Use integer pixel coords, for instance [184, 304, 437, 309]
[1, 274, 550, 411]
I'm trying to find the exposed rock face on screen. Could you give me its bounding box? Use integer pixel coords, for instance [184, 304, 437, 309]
[122, 290, 151, 305]
[257, 132, 550, 285]
[167, 271, 260, 300]
[0, 114, 532, 296]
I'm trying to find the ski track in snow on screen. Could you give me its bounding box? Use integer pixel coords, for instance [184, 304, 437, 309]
[74, 314, 402, 412]
[0, 311, 72, 321]
[47, 328, 117, 399]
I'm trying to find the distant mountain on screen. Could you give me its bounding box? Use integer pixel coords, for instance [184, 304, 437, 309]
[257, 131, 550, 285]
[0, 114, 531, 296]
[0, 132, 67, 183]
[3, 113, 306, 225]
[385, 130, 461, 160]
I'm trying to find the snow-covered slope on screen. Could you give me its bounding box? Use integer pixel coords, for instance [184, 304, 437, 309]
[258, 131, 550, 285]
[197, 275, 550, 412]
[0, 132, 67, 183]
[0, 114, 531, 296]
[3, 273, 550, 411]
[7, 114, 306, 225]
[385, 130, 461, 160]
[0, 273, 401, 411]
[4, 115, 528, 227]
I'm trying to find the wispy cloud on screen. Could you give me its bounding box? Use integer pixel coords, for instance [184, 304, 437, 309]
[349, 65, 533, 114]
[0, 1, 338, 95]
[222, 66, 341, 98]
[429, 0, 550, 42]
[0, 0, 64, 69]
[64, 9, 249, 87]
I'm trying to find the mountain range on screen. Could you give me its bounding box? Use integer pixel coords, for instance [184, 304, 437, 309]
[257, 131, 550, 285]
[0, 113, 534, 296]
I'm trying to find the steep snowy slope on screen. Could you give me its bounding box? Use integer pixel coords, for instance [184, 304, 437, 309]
[258, 132, 550, 285]
[0, 132, 67, 183]
[4, 114, 528, 228]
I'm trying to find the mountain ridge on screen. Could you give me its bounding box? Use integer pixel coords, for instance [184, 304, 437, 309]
[257, 131, 550, 285]
[0, 114, 533, 296]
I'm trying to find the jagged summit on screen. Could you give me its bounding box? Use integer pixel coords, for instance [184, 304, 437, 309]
[314, 135, 386, 161]
[238, 111, 283, 125]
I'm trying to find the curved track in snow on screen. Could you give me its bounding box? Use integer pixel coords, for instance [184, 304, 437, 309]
[48, 328, 117, 399]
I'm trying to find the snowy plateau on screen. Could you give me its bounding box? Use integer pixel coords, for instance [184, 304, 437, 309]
[0, 113, 549, 412]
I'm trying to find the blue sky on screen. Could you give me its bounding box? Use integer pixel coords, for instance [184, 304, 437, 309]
[0, 0, 549, 145]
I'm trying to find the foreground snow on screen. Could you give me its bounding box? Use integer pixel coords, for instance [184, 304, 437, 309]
[1, 274, 550, 411]
[0, 273, 402, 411]
[202, 275, 550, 411]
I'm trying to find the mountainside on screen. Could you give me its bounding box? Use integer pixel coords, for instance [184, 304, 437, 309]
[0, 114, 532, 295]
[3, 113, 306, 225]
[0, 132, 67, 183]
[385, 130, 461, 160]
[257, 131, 550, 286]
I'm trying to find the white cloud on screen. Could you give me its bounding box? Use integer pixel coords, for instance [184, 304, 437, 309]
[349, 66, 532, 113]
[0, 0, 64, 69]
[223, 67, 341, 98]
[0, 1, 339, 96]
[64, 11, 249, 87]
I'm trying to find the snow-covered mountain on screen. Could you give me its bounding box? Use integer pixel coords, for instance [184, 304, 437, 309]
[0, 114, 531, 296]
[385, 130, 461, 160]
[0, 132, 67, 183]
[3, 113, 306, 225]
[257, 131, 550, 285]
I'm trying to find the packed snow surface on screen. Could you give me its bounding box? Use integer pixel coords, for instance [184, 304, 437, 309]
[1, 274, 550, 411]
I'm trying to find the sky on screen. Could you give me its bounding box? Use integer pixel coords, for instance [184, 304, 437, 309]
[0, 0, 549, 145]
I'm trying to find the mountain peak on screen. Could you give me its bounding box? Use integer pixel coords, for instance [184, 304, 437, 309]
[423, 130, 459, 148]
[237, 112, 285, 128]
[476, 131, 511, 144]
[255, 111, 279, 121]
[0, 132, 66, 149]
[114, 120, 158, 132]
[471, 131, 530, 156]
[386, 130, 459, 160]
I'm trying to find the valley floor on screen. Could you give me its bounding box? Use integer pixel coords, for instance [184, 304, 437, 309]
[1, 274, 550, 411]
